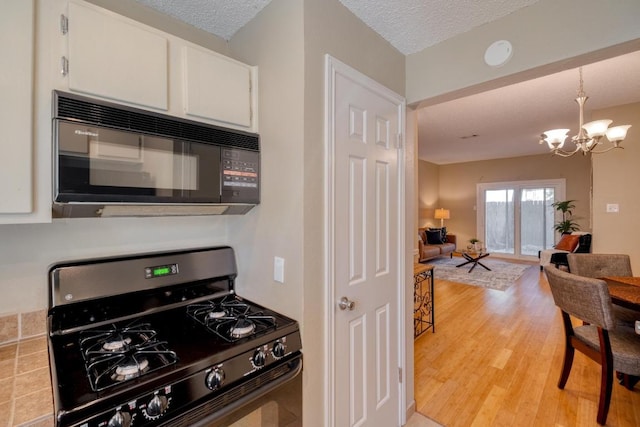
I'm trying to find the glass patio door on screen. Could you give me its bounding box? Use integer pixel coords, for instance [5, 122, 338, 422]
[484, 188, 515, 255]
[520, 187, 556, 256]
[477, 180, 565, 260]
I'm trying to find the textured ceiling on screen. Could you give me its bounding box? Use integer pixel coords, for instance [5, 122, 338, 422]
[338, 0, 541, 55]
[134, 0, 272, 40]
[134, 0, 640, 164]
[134, 0, 541, 54]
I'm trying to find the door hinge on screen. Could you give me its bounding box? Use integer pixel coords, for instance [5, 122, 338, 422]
[60, 14, 68, 35]
[398, 367, 403, 383]
[396, 133, 403, 149]
[61, 56, 69, 76]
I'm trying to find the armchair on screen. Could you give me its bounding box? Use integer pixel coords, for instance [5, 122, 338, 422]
[539, 232, 591, 271]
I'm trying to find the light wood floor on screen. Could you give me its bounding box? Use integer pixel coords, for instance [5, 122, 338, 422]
[414, 261, 640, 427]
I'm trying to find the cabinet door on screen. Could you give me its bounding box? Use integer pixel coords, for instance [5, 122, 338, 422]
[0, 0, 34, 213]
[67, 1, 168, 110]
[183, 46, 253, 129]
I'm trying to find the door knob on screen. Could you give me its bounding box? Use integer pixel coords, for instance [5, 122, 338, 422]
[338, 296, 355, 311]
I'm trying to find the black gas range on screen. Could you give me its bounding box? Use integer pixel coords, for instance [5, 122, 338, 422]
[47, 246, 302, 427]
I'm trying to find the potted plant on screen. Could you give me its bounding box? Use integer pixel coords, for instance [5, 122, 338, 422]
[469, 238, 482, 251]
[551, 200, 580, 234]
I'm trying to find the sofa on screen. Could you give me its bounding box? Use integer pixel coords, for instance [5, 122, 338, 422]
[418, 228, 457, 263]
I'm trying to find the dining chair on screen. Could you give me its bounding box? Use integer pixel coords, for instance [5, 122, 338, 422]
[544, 266, 640, 425]
[567, 253, 638, 326]
[567, 253, 632, 277]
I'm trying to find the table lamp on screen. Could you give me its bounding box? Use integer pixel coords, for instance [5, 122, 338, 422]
[434, 208, 450, 228]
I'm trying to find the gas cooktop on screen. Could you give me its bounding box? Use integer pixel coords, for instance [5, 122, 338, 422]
[47, 247, 302, 427]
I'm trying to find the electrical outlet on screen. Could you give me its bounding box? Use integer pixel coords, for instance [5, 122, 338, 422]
[606, 203, 619, 213]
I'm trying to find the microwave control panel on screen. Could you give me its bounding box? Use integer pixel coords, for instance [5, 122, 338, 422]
[221, 149, 260, 204]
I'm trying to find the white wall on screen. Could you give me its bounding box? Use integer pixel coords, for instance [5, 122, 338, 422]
[592, 102, 640, 272]
[228, 0, 305, 326]
[232, 0, 408, 424]
[407, 0, 640, 106]
[433, 154, 591, 248]
[303, 0, 407, 424]
[230, 0, 408, 423]
[0, 217, 230, 313]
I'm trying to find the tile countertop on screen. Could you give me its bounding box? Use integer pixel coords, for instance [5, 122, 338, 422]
[0, 336, 54, 427]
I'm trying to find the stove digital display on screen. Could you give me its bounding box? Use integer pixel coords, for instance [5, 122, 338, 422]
[145, 263, 179, 279]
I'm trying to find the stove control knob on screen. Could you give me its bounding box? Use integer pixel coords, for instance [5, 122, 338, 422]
[273, 341, 286, 358]
[108, 409, 132, 427]
[205, 368, 225, 391]
[146, 393, 168, 418]
[253, 348, 266, 367]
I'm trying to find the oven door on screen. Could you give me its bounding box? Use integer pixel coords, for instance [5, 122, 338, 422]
[54, 120, 221, 204]
[207, 370, 302, 427]
[172, 354, 302, 427]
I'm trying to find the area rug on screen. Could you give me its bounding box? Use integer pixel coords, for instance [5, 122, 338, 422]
[427, 257, 532, 291]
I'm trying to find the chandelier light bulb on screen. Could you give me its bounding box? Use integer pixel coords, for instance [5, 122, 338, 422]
[606, 125, 632, 142]
[582, 119, 613, 139]
[543, 129, 570, 149]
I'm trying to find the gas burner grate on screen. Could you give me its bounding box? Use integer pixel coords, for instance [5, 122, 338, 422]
[80, 321, 177, 392]
[187, 296, 277, 342]
[186, 295, 250, 324]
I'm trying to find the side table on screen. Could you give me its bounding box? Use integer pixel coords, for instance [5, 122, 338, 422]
[414, 263, 435, 337]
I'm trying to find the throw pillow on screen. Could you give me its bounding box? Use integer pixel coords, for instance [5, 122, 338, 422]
[555, 234, 580, 252]
[428, 227, 447, 242]
[426, 230, 444, 245]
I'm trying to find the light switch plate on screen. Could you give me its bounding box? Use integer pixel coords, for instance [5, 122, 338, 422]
[606, 203, 619, 213]
[274, 257, 285, 283]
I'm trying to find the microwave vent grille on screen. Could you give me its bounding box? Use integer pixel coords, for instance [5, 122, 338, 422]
[55, 92, 259, 151]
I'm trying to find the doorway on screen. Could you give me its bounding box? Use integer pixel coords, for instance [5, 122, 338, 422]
[324, 55, 406, 426]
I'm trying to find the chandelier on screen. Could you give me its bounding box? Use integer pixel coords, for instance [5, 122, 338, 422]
[539, 67, 631, 157]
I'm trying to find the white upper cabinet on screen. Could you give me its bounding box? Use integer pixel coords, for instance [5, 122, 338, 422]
[60, 0, 257, 132]
[0, 0, 35, 215]
[0, 0, 258, 224]
[66, 1, 169, 110]
[183, 46, 253, 129]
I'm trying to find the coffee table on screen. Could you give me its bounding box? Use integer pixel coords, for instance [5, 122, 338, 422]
[456, 249, 491, 272]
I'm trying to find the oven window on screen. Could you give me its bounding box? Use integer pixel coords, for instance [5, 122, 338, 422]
[56, 121, 221, 203]
[209, 376, 302, 427]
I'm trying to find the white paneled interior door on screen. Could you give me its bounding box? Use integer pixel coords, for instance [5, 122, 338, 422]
[326, 55, 405, 427]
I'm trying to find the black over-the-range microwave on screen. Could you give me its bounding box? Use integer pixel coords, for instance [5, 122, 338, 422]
[52, 91, 260, 218]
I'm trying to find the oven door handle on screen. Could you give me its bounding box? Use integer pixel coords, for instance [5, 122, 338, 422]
[190, 355, 303, 427]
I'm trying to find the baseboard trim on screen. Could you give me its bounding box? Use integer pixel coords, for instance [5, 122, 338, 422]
[406, 399, 416, 422]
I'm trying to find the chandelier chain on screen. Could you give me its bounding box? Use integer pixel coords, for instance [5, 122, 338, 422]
[577, 67, 585, 98]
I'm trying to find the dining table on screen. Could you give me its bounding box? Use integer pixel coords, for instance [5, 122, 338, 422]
[602, 276, 640, 312]
[602, 276, 640, 389]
